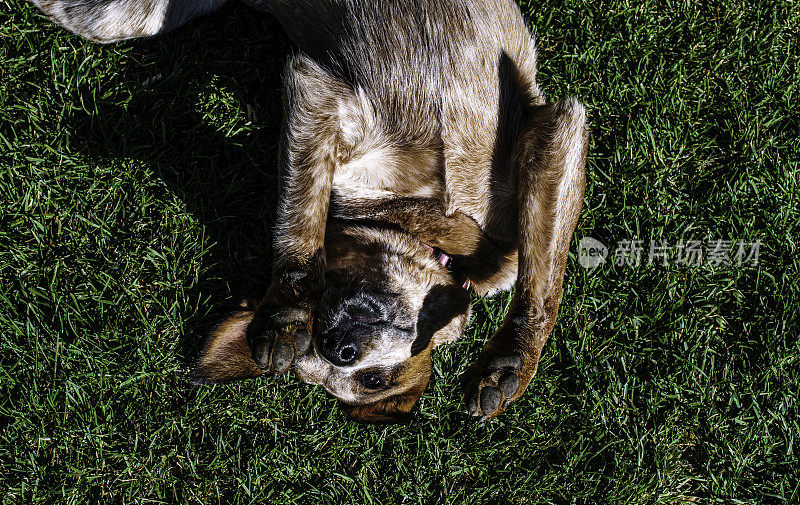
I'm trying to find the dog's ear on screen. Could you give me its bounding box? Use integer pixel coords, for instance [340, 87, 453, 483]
[191, 311, 263, 384]
[340, 375, 430, 424]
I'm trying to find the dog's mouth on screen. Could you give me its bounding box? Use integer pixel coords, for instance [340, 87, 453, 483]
[419, 242, 471, 290]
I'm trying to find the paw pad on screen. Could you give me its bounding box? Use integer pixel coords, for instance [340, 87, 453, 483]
[272, 342, 294, 373]
[462, 352, 525, 421]
[498, 373, 518, 397]
[479, 386, 502, 414]
[249, 304, 311, 375]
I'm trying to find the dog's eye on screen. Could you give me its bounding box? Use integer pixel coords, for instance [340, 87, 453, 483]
[357, 373, 386, 390]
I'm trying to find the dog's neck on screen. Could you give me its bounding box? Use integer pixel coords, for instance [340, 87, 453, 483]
[325, 220, 471, 290]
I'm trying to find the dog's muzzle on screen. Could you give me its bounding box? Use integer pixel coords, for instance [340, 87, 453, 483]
[317, 291, 391, 366]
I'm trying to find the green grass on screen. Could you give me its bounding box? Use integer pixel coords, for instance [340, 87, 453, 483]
[1, 0, 798, 502]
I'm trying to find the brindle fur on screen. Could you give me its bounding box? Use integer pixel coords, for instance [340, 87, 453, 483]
[32, 0, 588, 423]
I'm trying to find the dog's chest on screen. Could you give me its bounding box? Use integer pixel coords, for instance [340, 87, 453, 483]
[332, 143, 443, 198]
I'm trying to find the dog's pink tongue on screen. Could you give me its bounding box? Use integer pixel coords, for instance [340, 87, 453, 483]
[420, 241, 470, 289]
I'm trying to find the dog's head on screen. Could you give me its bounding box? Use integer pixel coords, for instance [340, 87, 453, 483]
[193, 225, 471, 423]
[295, 226, 472, 422]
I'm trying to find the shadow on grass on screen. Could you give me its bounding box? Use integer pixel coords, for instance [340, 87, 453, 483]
[63, 4, 292, 364]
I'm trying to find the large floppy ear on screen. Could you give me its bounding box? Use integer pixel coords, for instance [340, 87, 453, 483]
[339, 373, 430, 424]
[191, 311, 263, 385]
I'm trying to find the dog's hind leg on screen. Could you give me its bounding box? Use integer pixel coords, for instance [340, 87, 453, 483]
[30, 0, 229, 43]
[462, 98, 588, 420]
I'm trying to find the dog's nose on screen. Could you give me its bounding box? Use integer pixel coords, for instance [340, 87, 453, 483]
[320, 331, 361, 366]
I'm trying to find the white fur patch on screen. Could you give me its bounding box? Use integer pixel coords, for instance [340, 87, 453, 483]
[550, 100, 587, 275]
[52, 0, 166, 40]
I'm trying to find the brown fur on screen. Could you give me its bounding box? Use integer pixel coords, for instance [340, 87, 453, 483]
[32, 0, 589, 422]
[193, 311, 262, 384]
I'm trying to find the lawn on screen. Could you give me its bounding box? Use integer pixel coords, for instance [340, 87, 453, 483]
[0, 0, 798, 503]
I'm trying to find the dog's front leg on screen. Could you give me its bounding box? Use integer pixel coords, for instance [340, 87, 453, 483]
[328, 192, 493, 256]
[247, 54, 350, 375]
[462, 99, 588, 420]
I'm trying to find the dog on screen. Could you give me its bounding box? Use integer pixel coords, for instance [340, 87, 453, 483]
[31, 0, 588, 423]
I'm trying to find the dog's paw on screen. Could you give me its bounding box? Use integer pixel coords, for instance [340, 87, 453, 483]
[247, 303, 313, 375]
[461, 353, 525, 421]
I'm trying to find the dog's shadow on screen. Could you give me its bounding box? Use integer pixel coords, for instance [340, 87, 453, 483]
[65, 5, 292, 364]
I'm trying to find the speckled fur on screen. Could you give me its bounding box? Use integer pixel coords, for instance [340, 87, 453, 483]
[32, 0, 589, 423]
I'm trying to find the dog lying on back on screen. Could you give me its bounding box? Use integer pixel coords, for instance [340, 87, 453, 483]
[32, 0, 588, 423]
